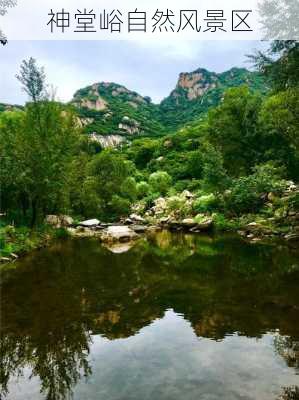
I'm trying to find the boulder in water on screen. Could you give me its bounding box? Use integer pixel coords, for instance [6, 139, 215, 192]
[190, 218, 214, 232]
[101, 225, 139, 243]
[78, 219, 100, 227]
[181, 218, 197, 228]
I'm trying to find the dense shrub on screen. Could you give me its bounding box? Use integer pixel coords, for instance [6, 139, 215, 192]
[224, 162, 286, 215]
[136, 181, 150, 199]
[149, 171, 172, 196]
[193, 194, 218, 213]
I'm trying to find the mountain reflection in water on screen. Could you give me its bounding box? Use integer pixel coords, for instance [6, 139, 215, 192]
[1, 231, 299, 400]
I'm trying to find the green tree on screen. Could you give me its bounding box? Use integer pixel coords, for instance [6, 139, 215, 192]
[258, 88, 299, 179]
[0, 59, 79, 225]
[85, 150, 135, 219]
[136, 181, 150, 199]
[121, 177, 137, 202]
[16, 57, 47, 102]
[127, 138, 159, 169]
[149, 171, 172, 196]
[201, 143, 229, 191]
[249, 41, 299, 91]
[206, 86, 262, 176]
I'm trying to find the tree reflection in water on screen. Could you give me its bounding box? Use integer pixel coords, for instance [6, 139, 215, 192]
[1, 232, 299, 399]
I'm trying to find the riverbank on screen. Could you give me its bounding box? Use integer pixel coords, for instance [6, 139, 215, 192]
[1, 213, 298, 265]
[0, 224, 70, 264]
[1, 178, 298, 264]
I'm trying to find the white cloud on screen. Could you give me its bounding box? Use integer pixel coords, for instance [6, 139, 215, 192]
[0, 40, 266, 105]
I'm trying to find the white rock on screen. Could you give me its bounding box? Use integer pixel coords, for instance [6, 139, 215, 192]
[60, 215, 74, 227]
[181, 218, 197, 227]
[45, 214, 73, 227]
[45, 215, 60, 227]
[79, 219, 100, 227]
[129, 214, 146, 223]
[102, 226, 139, 243]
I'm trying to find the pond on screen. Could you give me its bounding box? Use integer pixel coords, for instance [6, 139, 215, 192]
[1, 231, 299, 400]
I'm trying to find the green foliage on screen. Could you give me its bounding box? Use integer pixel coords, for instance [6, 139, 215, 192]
[159, 68, 267, 131]
[53, 227, 71, 239]
[126, 138, 160, 169]
[0, 225, 51, 257]
[1, 50, 298, 238]
[149, 171, 172, 196]
[226, 177, 263, 215]
[200, 143, 229, 190]
[258, 88, 299, 179]
[225, 163, 286, 215]
[80, 150, 135, 220]
[0, 101, 80, 226]
[166, 196, 192, 219]
[109, 195, 131, 218]
[73, 82, 166, 137]
[212, 213, 240, 231]
[250, 41, 299, 91]
[16, 57, 46, 102]
[206, 86, 263, 176]
[289, 192, 299, 211]
[121, 177, 137, 202]
[136, 181, 150, 199]
[193, 194, 218, 213]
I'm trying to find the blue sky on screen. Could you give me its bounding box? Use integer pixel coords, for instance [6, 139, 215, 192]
[0, 40, 267, 105]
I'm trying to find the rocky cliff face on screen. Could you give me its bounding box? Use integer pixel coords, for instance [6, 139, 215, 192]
[72, 82, 150, 112]
[159, 67, 267, 130]
[72, 82, 164, 139]
[0, 67, 266, 144]
[174, 68, 218, 101]
[89, 133, 125, 148]
[72, 66, 266, 141]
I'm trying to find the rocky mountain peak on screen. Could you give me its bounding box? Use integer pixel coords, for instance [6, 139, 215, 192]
[72, 81, 152, 112]
[60, 66, 267, 138]
[172, 68, 218, 101]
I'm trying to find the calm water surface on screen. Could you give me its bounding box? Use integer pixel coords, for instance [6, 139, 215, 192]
[1, 232, 299, 400]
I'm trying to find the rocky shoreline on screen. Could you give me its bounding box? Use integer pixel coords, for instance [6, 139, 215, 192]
[48, 206, 299, 249]
[46, 174, 299, 248]
[1, 179, 298, 264]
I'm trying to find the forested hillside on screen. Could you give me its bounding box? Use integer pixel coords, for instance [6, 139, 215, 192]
[0, 41, 298, 258]
[71, 66, 267, 138]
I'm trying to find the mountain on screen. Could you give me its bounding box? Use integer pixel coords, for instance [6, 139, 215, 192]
[72, 82, 165, 137]
[72, 67, 267, 138]
[0, 67, 267, 142]
[158, 67, 267, 130]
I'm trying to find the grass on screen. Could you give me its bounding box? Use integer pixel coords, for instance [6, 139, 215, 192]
[0, 224, 54, 258]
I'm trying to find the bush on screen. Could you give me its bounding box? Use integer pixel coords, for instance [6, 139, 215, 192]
[53, 227, 70, 239]
[193, 193, 218, 213]
[251, 163, 286, 194]
[225, 176, 262, 215]
[121, 177, 137, 201]
[166, 195, 191, 219]
[290, 192, 299, 211]
[149, 171, 172, 196]
[212, 213, 239, 231]
[109, 195, 131, 218]
[225, 163, 287, 215]
[136, 181, 150, 199]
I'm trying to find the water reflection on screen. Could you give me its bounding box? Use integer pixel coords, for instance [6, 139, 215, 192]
[1, 232, 299, 399]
